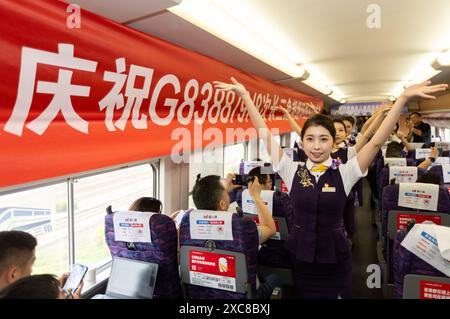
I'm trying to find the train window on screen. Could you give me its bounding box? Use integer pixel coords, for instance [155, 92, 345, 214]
[73, 164, 155, 270]
[188, 148, 224, 208]
[290, 131, 300, 148]
[223, 143, 246, 177]
[259, 135, 281, 162]
[444, 128, 450, 142]
[0, 183, 70, 275]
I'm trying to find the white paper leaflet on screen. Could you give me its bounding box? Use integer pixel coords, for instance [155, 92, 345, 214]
[401, 224, 450, 277]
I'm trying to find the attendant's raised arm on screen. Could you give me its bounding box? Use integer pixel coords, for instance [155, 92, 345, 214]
[214, 77, 284, 166]
[356, 81, 447, 173]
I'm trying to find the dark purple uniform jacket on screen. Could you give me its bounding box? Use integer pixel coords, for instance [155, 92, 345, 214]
[286, 162, 352, 263]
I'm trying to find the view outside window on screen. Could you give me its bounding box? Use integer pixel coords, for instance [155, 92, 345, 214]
[0, 183, 69, 275]
[223, 143, 246, 176]
[188, 148, 224, 208]
[260, 135, 281, 162]
[73, 164, 155, 270]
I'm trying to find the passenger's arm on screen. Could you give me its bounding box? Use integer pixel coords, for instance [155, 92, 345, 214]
[214, 78, 284, 167]
[418, 147, 438, 169]
[360, 104, 387, 135]
[354, 106, 391, 152]
[248, 176, 276, 244]
[274, 105, 302, 136]
[356, 81, 447, 174]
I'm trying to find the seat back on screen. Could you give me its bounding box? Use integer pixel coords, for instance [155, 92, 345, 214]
[105, 209, 182, 299]
[381, 185, 450, 283]
[429, 164, 450, 185]
[374, 157, 415, 201]
[393, 229, 448, 298]
[381, 184, 450, 246]
[387, 210, 450, 241]
[179, 210, 259, 299]
[402, 274, 450, 299]
[377, 166, 425, 202]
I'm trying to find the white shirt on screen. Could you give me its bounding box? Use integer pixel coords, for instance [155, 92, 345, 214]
[273, 154, 367, 196]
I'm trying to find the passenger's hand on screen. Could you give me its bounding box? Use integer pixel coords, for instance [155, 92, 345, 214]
[380, 104, 393, 116]
[396, 131, 405, 139]
[430, 147, 438, 159]
[169, 210, 183, 220]
[213, 77, 249, 97]
[225, 173, 241, 193]
[400, 81, 448, 100]
[58, 272, 69, 287]
[71, 281, 84, 299]
[248, 176, 262, 200]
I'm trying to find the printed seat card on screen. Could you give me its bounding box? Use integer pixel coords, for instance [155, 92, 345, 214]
[416, 148, 432, 159]
[443, 164, 450, 184]
[398, 183, 439, 211]
[384, 157, 407, 166]
[243, 161, 263, 174]
[389, 166, 417, 183]
[189, 210, 233, 241]
[113, 211, 154, 243]
[242, 190, 274, 215]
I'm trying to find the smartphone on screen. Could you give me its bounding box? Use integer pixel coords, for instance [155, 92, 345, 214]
[63, 264, 88, 293]
[232, 174, 254, 186]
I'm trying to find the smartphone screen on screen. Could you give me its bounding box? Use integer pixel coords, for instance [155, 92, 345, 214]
[63, 264, 88, 293]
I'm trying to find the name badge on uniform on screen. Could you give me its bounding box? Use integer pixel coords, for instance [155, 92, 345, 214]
[322, 183, 336, 192]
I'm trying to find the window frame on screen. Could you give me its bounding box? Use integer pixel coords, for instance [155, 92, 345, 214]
[0, 158, 159, 274]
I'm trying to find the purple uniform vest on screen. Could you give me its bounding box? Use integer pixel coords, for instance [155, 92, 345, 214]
[331, 148, 348, 163]
[286, 163, 351, 263]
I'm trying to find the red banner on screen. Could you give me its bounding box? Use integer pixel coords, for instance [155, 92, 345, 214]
[0, 0, 322, 188]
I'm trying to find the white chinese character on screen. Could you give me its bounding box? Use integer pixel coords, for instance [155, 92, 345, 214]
[99, 58, 153, 131]
[4, 44, 97, 136]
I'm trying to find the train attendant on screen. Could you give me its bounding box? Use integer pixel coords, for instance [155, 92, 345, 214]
[214, 77, 447, 298]
[276, 103, 390, 164]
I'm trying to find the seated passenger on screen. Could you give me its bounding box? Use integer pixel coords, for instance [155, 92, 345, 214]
[129, 197, 163, 213]
[0, 231, 37, 290]
[0, 231, 83, 297]
[385, 141, 404, 158]
[192, 174, 280, 299]
[248, 166, 273, 191]
[0, 274, 76, 299]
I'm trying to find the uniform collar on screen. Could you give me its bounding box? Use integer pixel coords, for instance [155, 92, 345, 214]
[306, 157, 333, 171]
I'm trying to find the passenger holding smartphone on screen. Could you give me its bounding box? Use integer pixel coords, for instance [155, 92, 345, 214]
[59, 264, 87, 299]
[0, 230, 84, 298]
